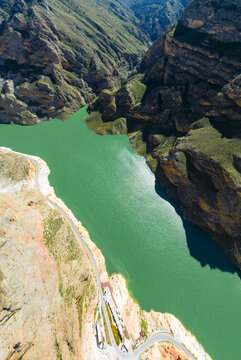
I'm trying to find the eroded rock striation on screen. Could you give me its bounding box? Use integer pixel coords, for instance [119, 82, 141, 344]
[87, 0, 241, 270]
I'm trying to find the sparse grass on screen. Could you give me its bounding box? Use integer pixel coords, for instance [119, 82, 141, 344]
[84, 279, 96, 311]
[0, 150, 29, 181]
[43, 210, 85, 263]
[191, 117, 210, 129]
[77, 278, 96, 336]
[145, 154, 158, 172]
[153, 135, 176, 158]
[55, 340, 62, 360]
[129, 131, 146, 157]
[128, 131, 158, 172]
[178, 120, 241, 186]
[65, 336, 75, 354]
[0, 269, 4, 285]
[44, 216, 64, 250]
[65, 285, 76, 306]
[37, 76, 56, 91]
[45, 0, 148, 62]
[126, 74, 146, 104]
[85, 112, 127, 135]
[141, 316, 148, 337]
[19, 111, 38, 125]
[77, 295, 84, 337]
[102, 307, 111, 345]
[58, 275, 64, 297]
[39, 202, 97, 354]
[106, 305, 121, 346]
[173, 151, 187, 176]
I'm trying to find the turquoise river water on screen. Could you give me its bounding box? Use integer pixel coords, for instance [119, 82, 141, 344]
[0, 108, 240, 359]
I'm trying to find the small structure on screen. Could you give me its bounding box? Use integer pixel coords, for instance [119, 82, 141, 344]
[103, 287, 125, 339]
[95, 321, 103, 348]
[94, 306, 107, 350]
[122, 338, 131, 352]
[134, 331, 146, 347]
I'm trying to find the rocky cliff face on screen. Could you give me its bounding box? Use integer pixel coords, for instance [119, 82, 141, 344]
[140, 0, 241, 133]
[87, 0, 241, 270]
[0, 0, 15, 22]
[0, 0, 192, 125]
[0, 0, 150, 124]
[130, 0, 189, 41]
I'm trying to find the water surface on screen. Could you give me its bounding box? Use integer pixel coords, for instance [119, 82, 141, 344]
[0, 108, 240, 360]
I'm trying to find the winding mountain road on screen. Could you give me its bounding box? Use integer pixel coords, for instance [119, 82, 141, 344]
[29, 157, 196, 360]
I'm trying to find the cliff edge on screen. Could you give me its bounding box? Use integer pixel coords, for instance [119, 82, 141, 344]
[87, 0, 241, 270]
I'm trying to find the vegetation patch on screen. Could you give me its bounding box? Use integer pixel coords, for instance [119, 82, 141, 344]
[77, 295, 84, 337]
[126, 74, 146, 104]
[128, 131, 158, 172]
[106, 305, 121, 346]
[0, 269, 4, 285]
[77, 277, 96, 337]
[37, 76, 56, 91]
[19, 111, 38, 125]
[43, 209, 86, 264]
[178, 120, 241, 186]
[65, 285, 76, 307]
[44, 215, 64, 254]
[41, 204, 100, 356]
[85, 112, 127, 135]
[102, 307, 111, 345]
[0, 150, 29, 181]
[55, 340, 62, 360]
[58, 275, 64, 297]
[152, 135, 176, 158]
[140, 314, 148, 337]
[173, 151, 188, 176]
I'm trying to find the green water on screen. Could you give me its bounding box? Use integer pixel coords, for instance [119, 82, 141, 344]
[0, 108, 240, 359]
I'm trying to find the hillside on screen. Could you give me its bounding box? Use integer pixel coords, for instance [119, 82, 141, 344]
[0, 0, 149, 124]
[87, 0, 241, 270]
[129, 0, 189, 40]
[0, 149, 97, 359]
[0, 0, 191, 125]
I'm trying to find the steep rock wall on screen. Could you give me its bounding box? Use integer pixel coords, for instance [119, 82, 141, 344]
[87, 0, 241, 270]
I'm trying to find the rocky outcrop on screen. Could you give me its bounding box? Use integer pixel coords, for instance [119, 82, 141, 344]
[87, 0, 241, 270]
[139, 0, 241, 134]
[155, 119, 241, 270]
[130, 0, 189, 41]
[0, 0, 150, 124]
[0, 0, 193, 125]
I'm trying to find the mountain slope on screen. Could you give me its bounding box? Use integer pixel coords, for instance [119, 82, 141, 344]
[0, 0, 15, 22]
[87, 0, 241, 270]
[0, 0, 149, 124]
[130, 0, 189, 40]
[0, 149, 96, 359]
[0, 0, 191, 125]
